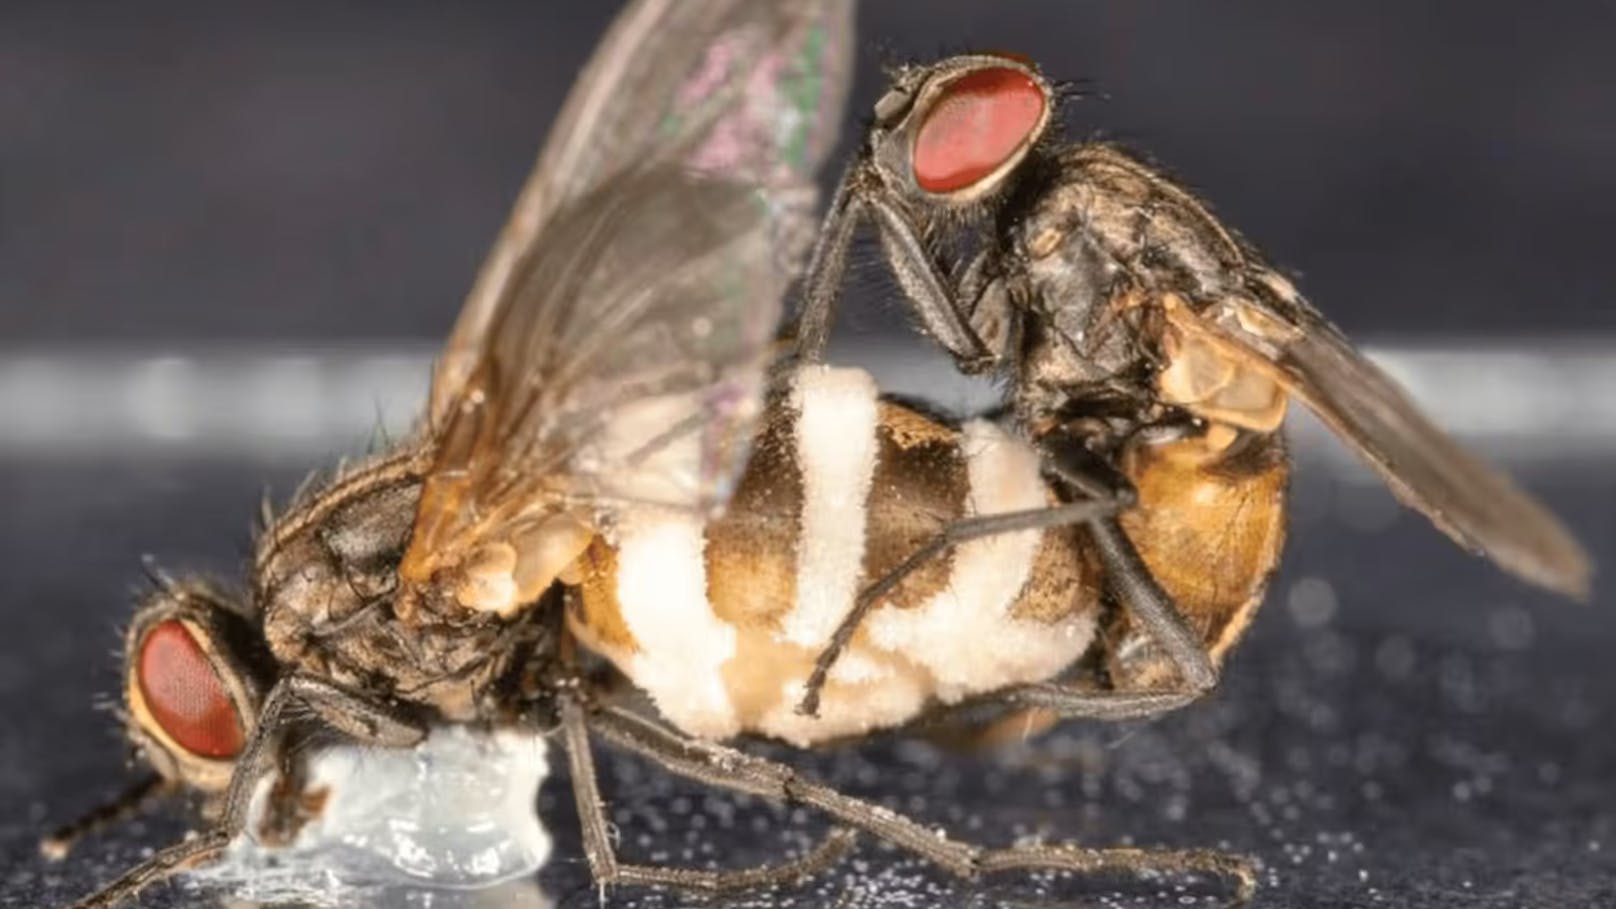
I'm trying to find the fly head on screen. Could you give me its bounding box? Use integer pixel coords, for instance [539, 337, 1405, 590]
[122, 580, 271, 798]
[863, 53, 1055, 212]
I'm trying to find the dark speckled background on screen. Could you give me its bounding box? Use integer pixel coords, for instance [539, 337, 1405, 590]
[2, 3, 1614, 908]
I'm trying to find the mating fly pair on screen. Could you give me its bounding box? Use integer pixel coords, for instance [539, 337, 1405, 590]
[48, 2, 1257, 907]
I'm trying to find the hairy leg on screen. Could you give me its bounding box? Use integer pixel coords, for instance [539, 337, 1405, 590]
[39, 774, 171, 861]
[61, 673, 428, 909]
[560, 697, 856, 892]
[591, 704, 1255, 901]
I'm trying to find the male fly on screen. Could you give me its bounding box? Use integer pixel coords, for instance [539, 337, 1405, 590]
[788, 53, 1593, 716]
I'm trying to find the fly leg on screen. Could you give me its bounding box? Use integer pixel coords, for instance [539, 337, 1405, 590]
[791, 161, 864, 361]
[795, 431, 1142, 717]
[218, 674, 427, 825]
[592, 704, 1256, 902]
[558, 695, 857, 892]
[915, 667, 1210, 738]
[39, 773, 171, 861]
[795, 496, 1125, 717]
[909, 507, 1222, 733]
[790, 161, 991, 367]
[1085, 516, 1218, 694]
[928, 450, 1220, 727]
[1042, 433, 1219, 702]
[60, 674, 428, 909]
[59, 829, 234, 909]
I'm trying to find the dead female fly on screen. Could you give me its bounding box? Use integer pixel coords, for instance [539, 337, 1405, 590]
[45, 0, 861, 904]
[43, 8, 1254, 909]
[789, 52, 1591, 724]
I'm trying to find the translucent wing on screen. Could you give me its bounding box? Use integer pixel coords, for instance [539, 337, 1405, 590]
[1162, 284, 1592, 600]
[405, 168, 778, 583]
[402, 0, 855, 591]
[431, 0, 855, 425]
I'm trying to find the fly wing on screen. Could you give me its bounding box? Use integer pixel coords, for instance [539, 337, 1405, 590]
[406, 168, 779, 581]
[1164, 284, 1592, 600]
[431, 0, 855, 425]
[402, 0, 855, 591]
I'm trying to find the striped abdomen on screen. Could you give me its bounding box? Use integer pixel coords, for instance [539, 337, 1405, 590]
[568, 366, 1099, 746]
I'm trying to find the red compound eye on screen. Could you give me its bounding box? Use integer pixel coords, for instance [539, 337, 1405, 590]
[136, 620, 245, 759]
[911, 66, 1046, 194]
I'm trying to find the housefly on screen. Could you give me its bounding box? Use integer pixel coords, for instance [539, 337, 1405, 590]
[787, 52, 1592, 728]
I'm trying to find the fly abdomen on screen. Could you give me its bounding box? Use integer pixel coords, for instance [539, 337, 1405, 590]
[1106, 428, 1291, 692]
[569, 366, 1100, 746]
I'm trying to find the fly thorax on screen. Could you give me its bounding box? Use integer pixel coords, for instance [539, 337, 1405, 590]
[259, 472, 419, 670]
[1014, 320, 1140, 432]
[964, 271, 1018, 367]
[1011, 224, 1146, 397]
[256, 465, 541, 722]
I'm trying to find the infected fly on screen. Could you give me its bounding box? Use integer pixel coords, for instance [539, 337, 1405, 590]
[46, 8, 1253, 909]
[48, 0, 861, 904]
[789, 52, 1592, 724]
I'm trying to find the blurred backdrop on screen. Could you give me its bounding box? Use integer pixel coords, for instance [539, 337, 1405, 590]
[4, 1, 1616, 345]
[3, 4, 1614, 907]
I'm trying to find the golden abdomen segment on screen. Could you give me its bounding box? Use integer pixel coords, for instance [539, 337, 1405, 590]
[569, 366, 1099, 747]
[1108, 429, 1290, 690]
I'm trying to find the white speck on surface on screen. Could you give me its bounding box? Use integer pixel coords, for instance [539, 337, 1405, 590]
[1373, 636, 1417, 681]
[1486, 606, 1535, 651]
[1287, 577, 1339, 629]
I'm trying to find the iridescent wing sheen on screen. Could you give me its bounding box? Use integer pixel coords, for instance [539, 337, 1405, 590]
[430, 0, 855, 425]
[1163, 286, 1593, 601]
[403, 0, 854, 586]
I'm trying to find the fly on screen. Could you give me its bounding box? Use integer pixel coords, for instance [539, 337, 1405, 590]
[47, 1, 859, 905]
[787, 50, 1592, 779]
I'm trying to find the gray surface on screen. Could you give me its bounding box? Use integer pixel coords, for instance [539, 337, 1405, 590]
[0, 446, 1610, 908]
